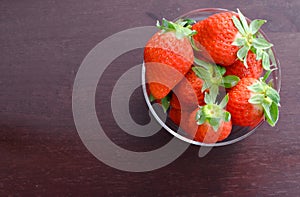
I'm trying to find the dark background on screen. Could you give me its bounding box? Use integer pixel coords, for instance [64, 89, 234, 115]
[1, 0, 299, 196]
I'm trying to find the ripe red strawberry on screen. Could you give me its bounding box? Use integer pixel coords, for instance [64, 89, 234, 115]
[168, 107, 190, 126]
[225, 50, 263, 79]
[227, 76, 280, 127]
[185, 94, 232, 143]
[171, 68, 206, 110]
[168, 107, 181, 126]
[144, 19, 196, 99]
[187, 110, 232, 143]
[170, 94, 181, 110]
[192, 12, 239, 66]
[192, 9, 273, 70]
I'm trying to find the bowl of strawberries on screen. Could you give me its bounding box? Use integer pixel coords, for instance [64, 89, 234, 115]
[142, 8, 281, 146]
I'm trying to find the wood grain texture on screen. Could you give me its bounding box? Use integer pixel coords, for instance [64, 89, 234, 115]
[0, 0, 299, 196]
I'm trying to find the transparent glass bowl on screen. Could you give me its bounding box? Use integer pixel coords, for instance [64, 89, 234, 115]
[142, 8, 281, 147]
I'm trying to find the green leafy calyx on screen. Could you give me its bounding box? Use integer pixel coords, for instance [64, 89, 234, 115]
[232, 9, 273, 70]
[193, 58, 240, 102]
[247, 73, 280, 126]
[157, 18, 198, 50]
[157, 18, 197, 39]
[195, 94, 231, 131]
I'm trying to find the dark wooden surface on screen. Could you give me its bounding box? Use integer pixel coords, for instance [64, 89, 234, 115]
[1, 0, 299, 196]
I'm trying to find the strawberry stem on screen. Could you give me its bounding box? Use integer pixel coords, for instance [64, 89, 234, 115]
[262, 68, 276, 82]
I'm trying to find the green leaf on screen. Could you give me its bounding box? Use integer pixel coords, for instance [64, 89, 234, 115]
[157, 18, 197, 39]
[243, 50, 249, 68]
[215, 65, 226, 76]
[224, 111, 231, 122]
[209, 118, 221, 132]
[209, 85, 219, 103]
[149, 94, 155, 102]
[196, 108, 206, 125]
[175, 31, 184, 39]
[181, 18, 196, 26]
[196, 113, 206, 125]
[219, 94, 229, 109]
[192, 66, 211, 80]
[204, 92, 213, 105]
[161, 18, 167, 27]
[252, 38, 273, 50]
[156, 20, 161, 28]
[161, 96, 170, 113]
[266, 87, 280, 105]
[222, 75, 240, 88]
[176, 18, 196, 27]
[189, 30, 198, 37]
[232, 37, 246, 46]
[177, 21, 187, 27]
[162, 18, 175, 30]
[201, 81, 210, 92]
[237, 45, 250, 61]
[247, 81, 264, 93]
[256, 48, 263, 60]
[263, 97, 273, 107]
[268, 49, 277, 69]
[232, 15, 246, 36]
[263, 101, 279, 127]
[195, 109, 202, 120]
[194, 58, 212, 70]
[180, 27, 196, 37]
[237, 9, 250, 33]
[262, 51, 271, 70]
[262, 101, 271, 123]
[269, 102, 279, 126]
[249, 19, 266, 35]
[190, 37, 200, 51]
[248, 94, 264, 104]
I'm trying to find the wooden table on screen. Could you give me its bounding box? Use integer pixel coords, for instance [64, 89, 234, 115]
[1, 0, 299, 196]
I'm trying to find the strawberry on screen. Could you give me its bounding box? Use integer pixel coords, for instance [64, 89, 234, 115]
[147, 84, 161, 103]
[168, 106, 192, 134]
[225, 50, 263, 79]
[144, 18, 196, 99]
[170, 93, 181, 110]
[185, 94, 232, 143]
[192, 12, 239, 66]
[168, 107, 181, 126]
[192, 9, 273, 70]
[171, 68, 206, 110]
[226, 73, 280, 127]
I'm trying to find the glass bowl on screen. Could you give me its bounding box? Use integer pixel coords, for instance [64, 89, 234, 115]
[142, 8, 281, 147]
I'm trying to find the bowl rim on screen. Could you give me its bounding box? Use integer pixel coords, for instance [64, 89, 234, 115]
[142, 8, 281, 147]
